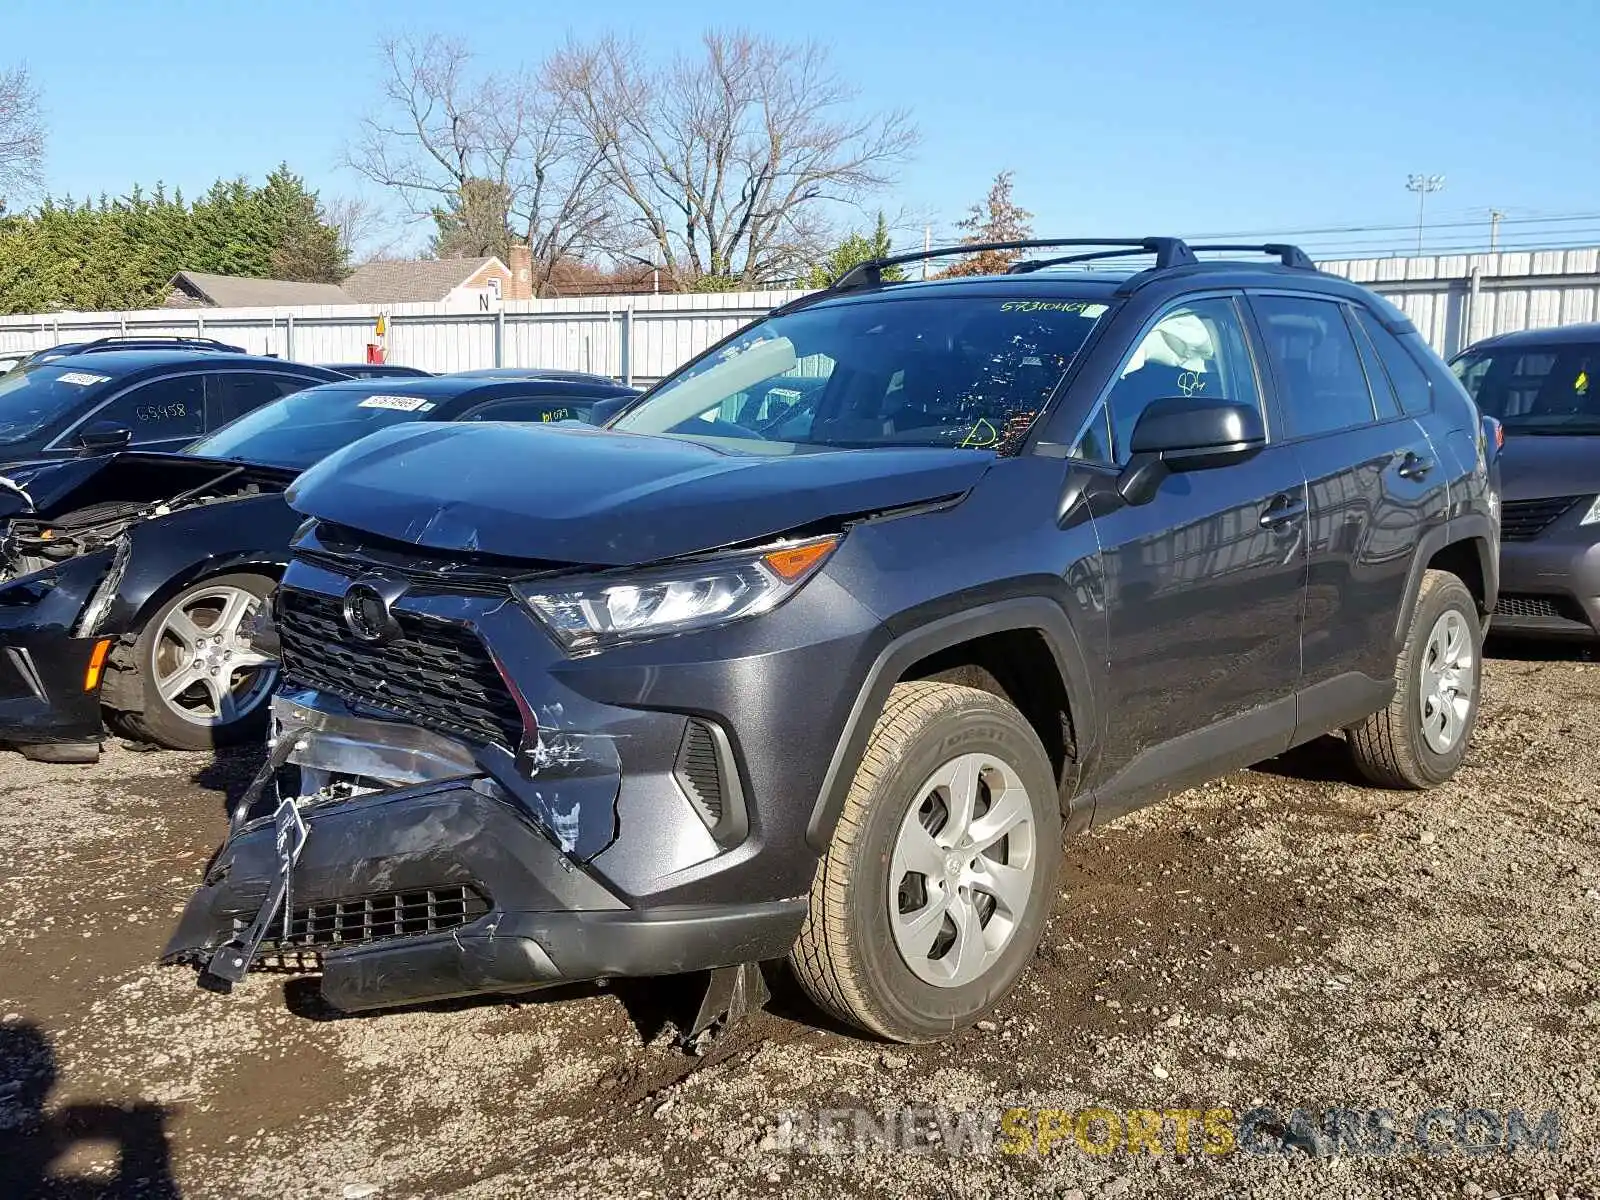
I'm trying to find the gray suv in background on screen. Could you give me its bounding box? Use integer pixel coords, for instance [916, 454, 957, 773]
[1453, 324, 1600, 641]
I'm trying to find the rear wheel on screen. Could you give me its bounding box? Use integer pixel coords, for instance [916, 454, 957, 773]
[113, 572, 278, 751]
[790, 682, 1062, 1042]
[1348, 569, 1481, 789]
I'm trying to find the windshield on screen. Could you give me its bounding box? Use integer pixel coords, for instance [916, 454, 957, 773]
[188, 385, 441, 470]
[611, 295, 1109, 452]
[1453, 342, 1600, 435]
[0, 364, 120, 446]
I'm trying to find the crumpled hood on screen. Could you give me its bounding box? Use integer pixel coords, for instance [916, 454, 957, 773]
[1498, 433, 1600, 502]
[287, 422, 993, 566]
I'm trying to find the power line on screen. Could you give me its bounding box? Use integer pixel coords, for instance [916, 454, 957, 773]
[1180, 210, 1600, 241]
[1309, 237, 1600, 261]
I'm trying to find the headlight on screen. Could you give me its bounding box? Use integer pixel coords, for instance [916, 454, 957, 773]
[1582, 496, 1600, 527]
[515, 534, 839, 652]
[73, 539, 132, 636]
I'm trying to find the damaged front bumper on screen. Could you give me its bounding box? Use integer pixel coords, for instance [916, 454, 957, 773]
[164, 687, 808, 1011]
[0, 551, 120, 748]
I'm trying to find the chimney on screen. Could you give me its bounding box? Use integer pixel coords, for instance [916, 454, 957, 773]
[508, 243, 534, 300]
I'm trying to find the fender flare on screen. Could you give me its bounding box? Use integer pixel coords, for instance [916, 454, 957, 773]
[1392, 515, 1498, 652]
[804, 596, 1097, 853]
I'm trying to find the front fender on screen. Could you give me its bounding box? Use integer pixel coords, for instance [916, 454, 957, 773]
[804, 596, 1098, 853]
[100, 495, 299, 636]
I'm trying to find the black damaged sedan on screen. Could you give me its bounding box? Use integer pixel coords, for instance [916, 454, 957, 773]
[0, 373, 638, 761]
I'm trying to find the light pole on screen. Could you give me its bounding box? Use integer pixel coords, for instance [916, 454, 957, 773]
[1406, 174, 1445, 255]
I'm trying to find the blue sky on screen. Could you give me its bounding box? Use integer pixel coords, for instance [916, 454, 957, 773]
[11, 0, 1599, 259]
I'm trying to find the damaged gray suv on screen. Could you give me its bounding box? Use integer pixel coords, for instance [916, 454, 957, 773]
[168, 238, 1501, 1042]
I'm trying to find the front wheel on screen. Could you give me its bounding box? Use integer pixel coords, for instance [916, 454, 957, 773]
[790, 681, 1063, 1042]
[112, 572, 279, 751]
[1348, 569, 1482, 789]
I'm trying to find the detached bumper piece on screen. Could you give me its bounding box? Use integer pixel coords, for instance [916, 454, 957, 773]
[0, 635, 109, 751]
[165, 776, 805, 1012]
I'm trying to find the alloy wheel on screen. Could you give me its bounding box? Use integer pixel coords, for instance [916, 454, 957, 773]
[151, 585, 277, 727]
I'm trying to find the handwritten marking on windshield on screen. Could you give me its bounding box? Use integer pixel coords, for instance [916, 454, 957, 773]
[999, 301, 1107, 316]
[960, 418, 1000, 449]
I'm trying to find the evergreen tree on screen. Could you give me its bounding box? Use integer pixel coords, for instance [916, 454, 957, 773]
[0, 167, 350, 314]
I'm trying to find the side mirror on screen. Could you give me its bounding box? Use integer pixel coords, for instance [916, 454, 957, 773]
[77, 420, 133, 454]
[1118, 397, 1266, 504]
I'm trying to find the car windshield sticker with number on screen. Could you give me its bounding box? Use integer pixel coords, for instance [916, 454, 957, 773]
[357, 395, 431, 412]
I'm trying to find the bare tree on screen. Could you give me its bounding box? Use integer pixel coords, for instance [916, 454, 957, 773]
[0, 65, 45, 206]
[552, 31, 917, 288]
[345, 35, 612, 293]
[322, 193, 406, 265]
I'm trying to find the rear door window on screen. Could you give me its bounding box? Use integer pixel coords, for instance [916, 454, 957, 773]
[1253, 296, 1378, 438]
[95, 374, 206, 444]
[1348, 310, 1401, 420]
[1355, 309, 1433, 416]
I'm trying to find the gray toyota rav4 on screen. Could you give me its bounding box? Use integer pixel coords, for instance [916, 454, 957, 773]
[1451, 323, 1600, 640]
[168, 238, 1501, 1043]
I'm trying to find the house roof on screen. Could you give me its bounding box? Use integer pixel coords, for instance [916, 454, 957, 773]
[340, 257, 504, 304]
[169, 270, 352, 308]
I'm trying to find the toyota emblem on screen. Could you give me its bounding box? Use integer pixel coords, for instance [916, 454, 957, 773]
[341, 582, 400, 644]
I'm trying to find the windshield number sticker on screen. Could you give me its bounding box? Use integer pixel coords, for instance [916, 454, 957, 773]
[135, 402, 188, 422]
[999, 301, 1108, 316]
[56, 371, 111, 386]
[358, 394, 430, 412]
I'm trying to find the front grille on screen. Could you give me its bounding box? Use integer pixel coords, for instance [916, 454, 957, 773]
[1501, 495, 1583, 541]
[276, 588, 524, 746]
[1497, 593, 1586, 623]
[240, 885, 491, 961]
[298, 522, 571, 594]
[674, 719, 724, 828]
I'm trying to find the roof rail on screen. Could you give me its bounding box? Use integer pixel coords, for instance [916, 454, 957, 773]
[69, 335, 245, 354]
[831, 238, 1200, 292]
[1007, 246, 1173, 274]
[1186, 243, 1318, 270]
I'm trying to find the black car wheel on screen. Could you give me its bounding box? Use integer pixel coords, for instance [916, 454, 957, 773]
[790, 681, 1062, 1042]
[113, 572, 278, 751]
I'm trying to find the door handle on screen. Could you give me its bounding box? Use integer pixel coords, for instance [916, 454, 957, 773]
[1398, 451, 1434, 481]
[1259, 493, 1307, 529]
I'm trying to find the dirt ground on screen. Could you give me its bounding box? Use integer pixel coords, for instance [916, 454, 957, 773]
[2, 639, 1598, 1200]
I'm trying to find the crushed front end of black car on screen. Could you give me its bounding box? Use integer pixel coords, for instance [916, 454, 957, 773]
[0, 454, 296, 756]
[0, 544, 123, 754]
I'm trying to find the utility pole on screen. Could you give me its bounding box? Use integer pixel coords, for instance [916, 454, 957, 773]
[1488, 208, 1505, 253]
[921, 225, 932, 280]
[1406, 174, 1445, 255]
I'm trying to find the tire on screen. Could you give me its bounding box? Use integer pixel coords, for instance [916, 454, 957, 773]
[112, 572, 279, 751]
[1347, 569, 1481, 789]
[790, 681, 1063, 1042]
